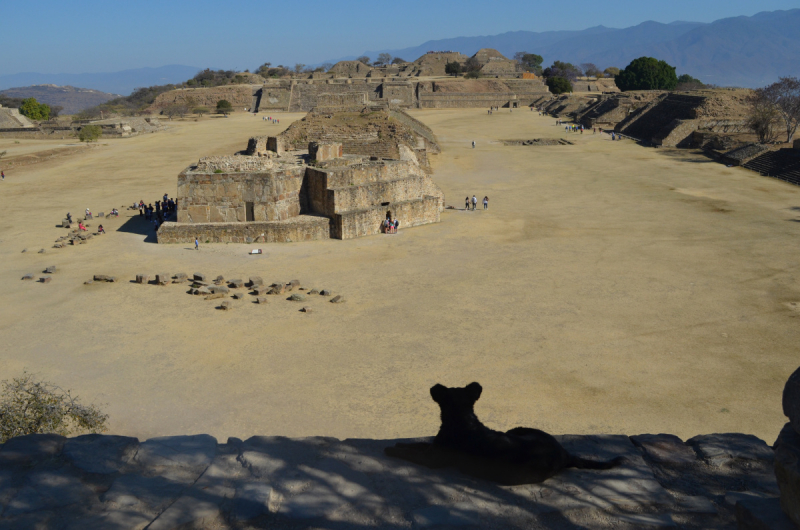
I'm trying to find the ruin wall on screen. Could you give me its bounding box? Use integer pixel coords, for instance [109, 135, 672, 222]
[177, 167, 305, 224]
[157, 216, 330, 244]
[332, 195, 440, 239]
[148, 85, 256, 112]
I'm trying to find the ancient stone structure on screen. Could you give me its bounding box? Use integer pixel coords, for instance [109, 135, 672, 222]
[158, 108, 444, 244]
[0, 104, 35, 129]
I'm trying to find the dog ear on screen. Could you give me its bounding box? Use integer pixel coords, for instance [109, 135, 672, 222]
[430, 384, 446, 403]
[466, 382, 482, 401]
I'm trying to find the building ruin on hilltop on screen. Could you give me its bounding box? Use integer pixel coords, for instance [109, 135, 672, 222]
[157, 106, 444, 244]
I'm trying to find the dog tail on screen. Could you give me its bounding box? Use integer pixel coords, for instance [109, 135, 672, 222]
[569, 455, 625, 470]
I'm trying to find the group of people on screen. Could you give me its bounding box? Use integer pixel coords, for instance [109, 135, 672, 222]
[383, 214, 400, 234]
[137, 193, 177, 230]
[465, 195, 489, 211]
[262, 116, 280, 124]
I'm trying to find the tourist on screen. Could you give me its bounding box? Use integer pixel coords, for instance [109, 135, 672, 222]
[1, 170, 4, 181]
[85, 208, 92, 219]
[611, 132, 616, 141]
[483, 196, 489, 210]
[97, 224, 105, 234]
[472, 141, 475, 148]
[472, 195, 478, 210]
[465, 197, 470, 210]
[163, 193, 168, 203]
[78, 221, 87, 231]
[195, 237, 199, 250]
[394, 219, 399, 232]
[66, 212, 72, 223]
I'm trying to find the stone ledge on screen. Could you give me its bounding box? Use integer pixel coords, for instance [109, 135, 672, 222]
[0, 431, 782, 529]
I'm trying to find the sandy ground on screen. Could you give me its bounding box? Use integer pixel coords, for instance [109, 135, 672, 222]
[0, 110, 798, 444]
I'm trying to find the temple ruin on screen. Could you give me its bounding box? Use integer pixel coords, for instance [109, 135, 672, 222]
[157, 107, 444, 244]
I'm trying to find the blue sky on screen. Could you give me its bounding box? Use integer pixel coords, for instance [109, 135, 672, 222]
[2, 0, 798, 74]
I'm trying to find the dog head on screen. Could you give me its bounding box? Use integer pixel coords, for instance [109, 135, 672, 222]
[430, 382, 483, 419]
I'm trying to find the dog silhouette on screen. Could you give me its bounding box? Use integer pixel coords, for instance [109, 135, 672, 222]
[385, 382, 625, 485]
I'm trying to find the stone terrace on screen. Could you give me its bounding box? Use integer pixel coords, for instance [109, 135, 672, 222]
[0, 429, 792, 529]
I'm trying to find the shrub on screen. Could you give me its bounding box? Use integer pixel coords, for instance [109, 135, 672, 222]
[216, 99, 233, 115]
[546, 76, 573, 95]
[78, 125, 102, 143]
[445, 61, 462, 77]
[0, 372, 107, 442]
[464, 70, 482, 79]
[19, 98, 51, 121]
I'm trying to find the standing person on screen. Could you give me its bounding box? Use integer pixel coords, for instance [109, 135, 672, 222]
[472, 195, 477, 211]
[472, 141, 475, 149]
[195, 237, 199, 250]
[483, 196, 489, 210]
[465, 197, 470, 210]
[1, 170, 4, 181]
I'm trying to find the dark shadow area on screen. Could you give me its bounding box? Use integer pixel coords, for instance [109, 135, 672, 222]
[655, 149, 718, 165]
[116, 215, 157, 243]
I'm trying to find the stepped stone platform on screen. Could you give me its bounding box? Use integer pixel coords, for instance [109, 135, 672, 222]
[0, 430, 792, 529]
[158, 108, 444, 244]
[742, 148, 800, 186]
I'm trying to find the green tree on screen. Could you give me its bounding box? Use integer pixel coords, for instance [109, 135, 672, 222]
[194, 106, 209, 117]
[615, 57, 678, 91]
[19, 98, 51, 121]
[514, 52, 544, 73]
[604, 67, 620, 78]
[445, 61, 462, 77]
[216, 99, 233, 115]
[546, 76, 573, 95]
[356, 56, 371, 65]
[0, 372, 108, 442]
[391, 57, 406, 65]
[78, 125, 102, 143]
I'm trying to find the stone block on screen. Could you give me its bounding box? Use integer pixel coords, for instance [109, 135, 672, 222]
[193, 273, 207, 282]
[736, 495, 797, 530]
[309, 289, 320, 295]
[208, 285, 229, 294]
[232, 482, 272, 521]
[784, 366, 800, 436]
[38, 249, 45, 253]
[248, 276, 264, 287]
[173, 273, 188, 283]
[302, 306, 313, 313]
[289, 279, 301, 289]
[193, 286, 211, 295]
[232, 293, 245, 300]
[253, 286, 270, 295]
[63, 434, 139, 474]
[256, 297, 268, 304]
[4, 469, 97, 516]
[135, 434, 217, 482]
[44, 266, 56, 274]
[40, 276, 51, 284]
[148, 492, 220, 530]
[330, 295, 345, 303]
[630, 433, 697, 465]
[21, 274, 34, 280]
[214, 275, 225, 285]
[229, 279, 244, 288]
[0, 433, 65, 467]
[320, 289, 331, 296]
[686, 433, 774, 466]
[135, 274, 149, 284]
[156, 273, 170, 285]
[220, 301, 233, 310]
[102, 473, 185, 512]
[288, 293, 306, 302]
[205, 293, 226, 300]
[775, 422, 800, 526]
[268, 283, 285, 295]
[93, 275, 116, 282]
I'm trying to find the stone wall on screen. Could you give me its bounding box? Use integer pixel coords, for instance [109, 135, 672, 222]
[148, 85, 257, 113]
[157, 216, 330, 243]
[332, 195, 440, 239]
[177, 167, 305, 223]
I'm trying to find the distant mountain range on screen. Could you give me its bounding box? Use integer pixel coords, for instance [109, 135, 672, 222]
[0, 65, 202, 96]
[349, 9, 800, 88]
[0, 85, 121, 114]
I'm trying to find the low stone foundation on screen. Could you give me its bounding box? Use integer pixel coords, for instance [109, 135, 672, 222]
[157, 216, 330, 244]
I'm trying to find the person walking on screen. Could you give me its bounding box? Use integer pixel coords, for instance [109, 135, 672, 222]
[472, 141, 476, 149]
[195, 237, 199, 250]
[483, 196, 489, 210]
[465, 197, 470, 210]
[472, 195, 478, 211]
[1, 170, 4, 181]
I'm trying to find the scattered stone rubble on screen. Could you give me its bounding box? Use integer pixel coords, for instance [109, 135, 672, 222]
[503, 138, 574, 146]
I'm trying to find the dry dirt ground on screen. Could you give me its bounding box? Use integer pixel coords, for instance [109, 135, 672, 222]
[0, 110, 798, 445]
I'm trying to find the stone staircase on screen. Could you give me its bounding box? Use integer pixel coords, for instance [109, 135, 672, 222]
[618, 94, 705, 143]
[743, 149, 800, 185]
